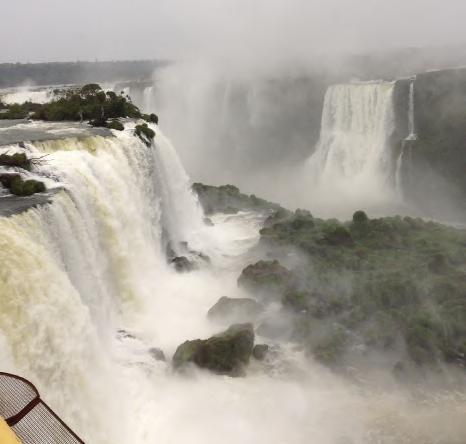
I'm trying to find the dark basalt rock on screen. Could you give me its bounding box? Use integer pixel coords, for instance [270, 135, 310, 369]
[148, 347, 166, 362]
[238, 260, 294, 300]
[172, 323, 255, 376]
[170, 256, 196, 273]
[0, 153, 31, 170]
[253, 344, 269, 361]
[207, 296, 264, 324]
[8, 175, 46, 196]
[117, 329, 136, 340]
[0, 173, 21, 188]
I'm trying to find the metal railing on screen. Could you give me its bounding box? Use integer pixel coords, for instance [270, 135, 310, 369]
[0, 372, 84, 443]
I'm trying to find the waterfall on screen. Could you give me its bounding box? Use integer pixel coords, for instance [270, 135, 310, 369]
[395, 78, 418, 196]
[1, 121, 465, 444]
[0, 126, 212, 443]
[305, 81, 398, 216]
[142, 86, 154, 114]
[407, 78, 417, 141]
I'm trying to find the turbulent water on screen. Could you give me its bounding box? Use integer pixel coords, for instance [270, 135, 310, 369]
[1, 123, 465, 443]
[303, 81, 403, 217]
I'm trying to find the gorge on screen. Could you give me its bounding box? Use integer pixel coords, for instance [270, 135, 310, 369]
[0, 63, 465, 444]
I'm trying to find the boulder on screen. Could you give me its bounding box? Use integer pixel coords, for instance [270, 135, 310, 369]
[148, 347, 166, 362]
[0, 173, 21, 188]
[207, 296, 263, 324]
[172, 323, 255, 376]
[253, 344, 269, 360]
[238, 260, 293, 299]
[170, 256, 196, 273]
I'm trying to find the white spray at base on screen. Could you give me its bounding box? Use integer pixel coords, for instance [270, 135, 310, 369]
[304, 82, 402, 218]
[0, 124, 465, 444]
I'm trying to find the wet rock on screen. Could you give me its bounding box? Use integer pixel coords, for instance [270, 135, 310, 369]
[117, 329, 136, 340]
[238, 260, 293, 300]
[148, 347, 166, 362]
[253, 344, 269, 360]
[170, 256, 196, 272]
[0, 173, 21, 188]
[203, 217, 214, 226]
[207, 296, 264, 324]
[172, 323, 255, 376]
[0, 152, 31, 170]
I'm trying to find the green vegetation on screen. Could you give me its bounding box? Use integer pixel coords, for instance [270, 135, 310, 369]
[172, 324, 255, 376]
[207, 296, 264, 324]
[0, 84, 158, 134]
[134, 123, 155, 147]
[238, 260, 293, 301]
[192, 183, 287, 215]
[0, 153, 31, 170]
[0, 174, 46, 196]
[106, 119, 124, 131]
[239, 209, 466, 372]
[33, 84, 141, 122]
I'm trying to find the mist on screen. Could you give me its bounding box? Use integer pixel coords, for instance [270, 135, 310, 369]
[2, 0, 466, 63]
[1, 1, 466, 443]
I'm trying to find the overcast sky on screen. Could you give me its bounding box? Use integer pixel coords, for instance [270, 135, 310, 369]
[1, 0, 466, 63]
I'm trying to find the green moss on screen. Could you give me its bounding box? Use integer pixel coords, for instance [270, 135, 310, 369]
[238, 260, 293, 299]
[172, 324, 255, 376]
[8, 176, 46, 196]
[106, 119, 124, 131]
[0, 153, 31, 170]
[142, 113, 158, 124]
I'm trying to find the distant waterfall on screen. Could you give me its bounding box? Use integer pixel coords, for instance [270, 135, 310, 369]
[305, 81, 398, 216]
[395, 78, 417, 195]
[142, 86, 155, 113]
[407, 78, 417, 141]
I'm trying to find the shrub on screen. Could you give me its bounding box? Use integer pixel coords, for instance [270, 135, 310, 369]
[106, 119, 124, 131]
[134, 123, 155, 146]
[0, 153, 31, 170]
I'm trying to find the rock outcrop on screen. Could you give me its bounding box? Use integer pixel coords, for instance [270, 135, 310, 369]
[207, 296, 264, 324]
[172, 323, 255, 376]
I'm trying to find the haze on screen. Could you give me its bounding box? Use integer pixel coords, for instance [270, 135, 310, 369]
[2, 0, 466, 64]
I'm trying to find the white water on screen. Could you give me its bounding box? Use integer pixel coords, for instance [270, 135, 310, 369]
[395, 79, 418, 196]
[304, 82, 401, 217]
[1, 87, 55, 105]
[407, 79, 418, 141]
[1, 125, 465, 444]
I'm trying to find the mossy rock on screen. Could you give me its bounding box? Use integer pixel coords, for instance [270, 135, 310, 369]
[172, 323, 255, 376]
[238, 260, 294, 299]
[170, 256, 196, 273]
[207, 296, 264, 324]
[135, 123, 155, 147]
[0, 153, 31, 170]
[0, 173, 21, 188]
[252, 344, 269, 360]
[9, 176, 46, 196]
[142, 113, 159, 124]
[106, 119, 124, 131]
[192, 182, 287, 215]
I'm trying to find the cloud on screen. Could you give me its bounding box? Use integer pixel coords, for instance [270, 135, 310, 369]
[1, 0, 466, 63]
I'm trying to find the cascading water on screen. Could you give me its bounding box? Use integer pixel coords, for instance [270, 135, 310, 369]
[142, 86, 155, 114]
[395, 78, 417, 196]
[1, 122, 465, 444]
[407, 79, 417, 141]
[305, 81, 399, 217]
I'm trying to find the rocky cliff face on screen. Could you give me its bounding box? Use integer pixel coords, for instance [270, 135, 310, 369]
[395, 68, 466, 220]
